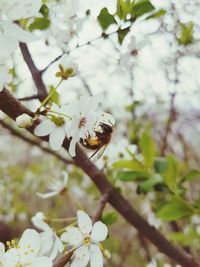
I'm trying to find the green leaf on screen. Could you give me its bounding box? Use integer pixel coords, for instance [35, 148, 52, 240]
[163, 155, 179, 192]
[177, 21, 194, 46]
[29, 17, 51, 31]
[112, 159, 144, 171]
[97, 8, 117, 31]
[118, 27, 129, 44]
[116, 0, 132, 20]
[182, 169, 200, 182]
[125, 101, 141, 112]
[49, 86, 60, 104]
[169, 227, 200, 246]
[154, 157, 168, 174]
[40, 4, 49, 18]
[102, 212, 118, 225]
[132, 0, 155, 18]
[139, 126, 155, 168]
[137, 174, 162, 193]
[156, 197, 194, 221]
[116, 170, 149, 181]
[146, 9, 166, 19]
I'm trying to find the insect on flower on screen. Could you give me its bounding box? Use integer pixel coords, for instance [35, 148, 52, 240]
[80, 122, 114, 162]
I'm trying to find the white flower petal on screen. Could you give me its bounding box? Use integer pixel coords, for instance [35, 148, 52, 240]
[31, 212, 51, 232]
[3, 248, 20, 266]
[82, 95, 101, 115]
[55, 236, 64, 253]
[39, 231, 54, 256]
[19, 229, 40, 263]
[37, 191, 59, 199]
[137, 39, 151, 50]
[91, 222, 108, 242]
[97, 112, 115, 126]
[71, 246, 90, 267]
[89, 244, 103, 267]
[77, 210, 92, 234]
[0, 33, 17, 60]
[128, 36, 136, 50]
[48, 180, 61, 191]
[61, 227, 83, 246]
[49, 127, 65, 150]
[2, 21, 39, 43]
[61, 102, 78, 117]
[32, 256, 53, 267]
[68, 136, 78, 157]
[49, 236, 64, 260]
[34, 120, 55, 136]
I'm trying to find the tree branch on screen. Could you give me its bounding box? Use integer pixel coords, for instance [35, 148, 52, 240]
[19, 43, 48, 101]
[53, 251, 73, 267]
[0, 88, 199, 267]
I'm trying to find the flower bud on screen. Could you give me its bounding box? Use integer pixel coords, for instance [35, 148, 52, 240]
[16, 114, 33, 128]
[55, 55, 78, 80]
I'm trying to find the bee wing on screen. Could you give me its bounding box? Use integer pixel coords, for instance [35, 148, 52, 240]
[89, 145, 107, 162]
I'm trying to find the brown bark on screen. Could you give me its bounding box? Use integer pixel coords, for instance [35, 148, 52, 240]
[19, 43, 48, 102]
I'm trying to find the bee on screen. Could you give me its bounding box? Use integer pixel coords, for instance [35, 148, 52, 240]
[80, 122, 113, 161]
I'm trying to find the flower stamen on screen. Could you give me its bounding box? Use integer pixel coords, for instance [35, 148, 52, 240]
[79, 116, 86, 128]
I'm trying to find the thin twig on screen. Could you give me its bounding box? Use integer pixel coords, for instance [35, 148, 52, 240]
[79, 76, 93, 96]
[53, 251, 73, 267]
[18, 94, 39, 101]
[93, 192, 110, 223]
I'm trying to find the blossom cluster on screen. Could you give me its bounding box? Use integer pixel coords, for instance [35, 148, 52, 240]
[0, 0, 82, 92]
[0, 210, 109, 267]
[47, 0, 81, 51]
[17, 94, 115, 158]
[118, 36, 150, 72]
[0, 0, 42, 91]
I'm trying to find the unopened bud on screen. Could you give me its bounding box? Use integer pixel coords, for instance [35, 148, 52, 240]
[16, 114, 33, 128]
[56, 55, 78, 80]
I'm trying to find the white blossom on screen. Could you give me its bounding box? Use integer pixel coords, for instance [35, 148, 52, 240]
[119, 36, 150, 72]
[0, 0, 42, 61]
[34, 104, 69, 151]
[37, 171, 68, 199]
[48, 0, 79, 50]
[49, 0, 78, 19]
[31, 212, 64, 261]
[2, 229, 52, 267]
[63, 95, 102, 157]
[61, 210, 108, 267]
[34, 96, 115, 157]
[16, 113, 33, 128]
